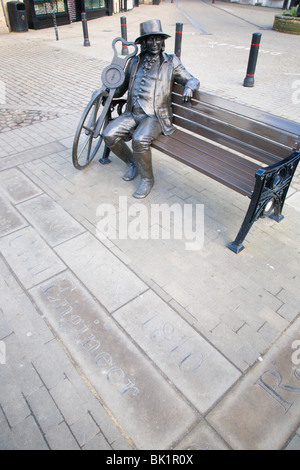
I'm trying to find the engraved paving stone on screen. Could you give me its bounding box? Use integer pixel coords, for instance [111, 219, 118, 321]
[17, 194, 86, 247]
[0, 227, 66, 289]
[29, 271, 198, 450]
[0, 193, 27, 237]
[54, 232, 146, 312]
[175, 421, 230, 450]
[113, 290, 241, 413]
[0, 168, 42, 204]
[207, 320, 300, 450]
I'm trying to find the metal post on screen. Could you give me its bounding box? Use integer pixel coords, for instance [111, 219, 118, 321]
[120, 16, 128, 55]
[174, 22, 183, 59]
[81, 13, 90, 47]
[49, 0, 59, 41]
[243, 32, 262, 87]
[107, 0, 113, 15]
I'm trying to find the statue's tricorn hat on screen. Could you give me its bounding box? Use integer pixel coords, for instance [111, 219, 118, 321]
[135, 19, 171, 44]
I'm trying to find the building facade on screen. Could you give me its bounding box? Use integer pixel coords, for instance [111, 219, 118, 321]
[0, 0, 139, 32]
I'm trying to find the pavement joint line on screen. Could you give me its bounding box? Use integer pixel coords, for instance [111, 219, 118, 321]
[175, 0, 212, 36]
[21, 392, 52, 449]
[207, 0, 268, 30]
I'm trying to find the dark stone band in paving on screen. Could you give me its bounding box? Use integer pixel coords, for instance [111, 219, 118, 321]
[0, 109, 61, 133]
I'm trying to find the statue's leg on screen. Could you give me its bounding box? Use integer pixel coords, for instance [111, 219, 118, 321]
[103, 114, 137, 181]
[109, 140, 137, 181]
[131, 117, 162, 199]
[132, 149, 154, 198]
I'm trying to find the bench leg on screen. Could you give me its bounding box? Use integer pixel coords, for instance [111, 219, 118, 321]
[269, 201, 285, 223]
[228, 151, 300, 254]
[228, 193, 260, 254]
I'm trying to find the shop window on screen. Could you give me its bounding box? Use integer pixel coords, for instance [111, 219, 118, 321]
[33, 0, 67, 15]
[84, 0, 105, 10]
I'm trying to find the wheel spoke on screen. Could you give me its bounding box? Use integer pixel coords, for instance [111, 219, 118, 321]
[77, 133, 93, 160]
[72, 89, 109, 170]
[86, 134, 94, 162]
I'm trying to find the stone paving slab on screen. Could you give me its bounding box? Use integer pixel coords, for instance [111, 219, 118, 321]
[29, 271, 199, 450]
[286, 192, 300, 213]
[0, 141, 67, 171]
[207, 319, 300, 450]
[0, 193, 27, 237]
[0, 226, 66, 289]
[54, 232, 147, 313]
[174, 420, 230, 450]
[113, 289, 241, 413]
[0, 168, 43, 204]
[17, 194, 86, 247]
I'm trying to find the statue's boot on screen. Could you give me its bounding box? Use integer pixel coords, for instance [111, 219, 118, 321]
[133, 150, 154, 199]
[123, 161, 137, 182]
[109, 141, 137, 181]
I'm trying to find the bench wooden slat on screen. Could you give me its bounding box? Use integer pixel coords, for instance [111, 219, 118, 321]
[173, 83, 300, 146]
[171, 130, 259, 176]
[153, 132, 256, 196]
[172, 97, 294, 162]
[172, 101, 288, 163]
[168, 134, 257, 190]
[173, 93, 298, 149]
[172, 115, 288, 167]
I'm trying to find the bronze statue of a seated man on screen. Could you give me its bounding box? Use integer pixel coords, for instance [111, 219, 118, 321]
[103, 19, 200, 198]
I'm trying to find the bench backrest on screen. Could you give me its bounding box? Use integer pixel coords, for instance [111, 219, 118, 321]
[172, 84, 300, 166]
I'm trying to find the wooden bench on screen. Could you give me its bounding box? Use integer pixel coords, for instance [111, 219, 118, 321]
[102, 83, 300, 253]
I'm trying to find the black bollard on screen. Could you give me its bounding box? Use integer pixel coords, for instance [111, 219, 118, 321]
[243, 32, 262, 87]
[120, 17, 129, 55]
[175, 22, 183, 59]
[49, 0, 59, 41]
[81, 13, 90, 47]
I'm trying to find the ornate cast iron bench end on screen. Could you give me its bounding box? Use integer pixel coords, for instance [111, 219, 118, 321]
[228, 150, 300, 254]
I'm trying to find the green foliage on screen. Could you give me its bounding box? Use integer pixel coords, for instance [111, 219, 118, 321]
[283, 5, 299, 16]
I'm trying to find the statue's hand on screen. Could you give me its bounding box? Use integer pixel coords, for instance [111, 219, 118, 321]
[182, 87, 193, 103]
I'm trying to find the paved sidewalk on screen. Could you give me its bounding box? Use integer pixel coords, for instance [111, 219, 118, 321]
[0, 0, 300, 450]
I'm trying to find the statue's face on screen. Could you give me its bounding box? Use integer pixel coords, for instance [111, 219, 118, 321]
[145, 35, 163, 55]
